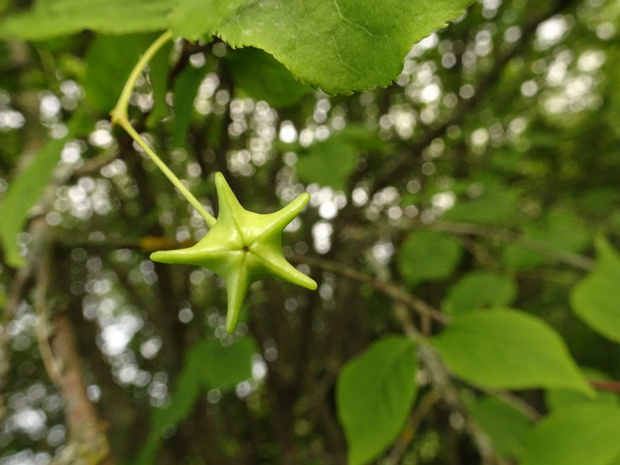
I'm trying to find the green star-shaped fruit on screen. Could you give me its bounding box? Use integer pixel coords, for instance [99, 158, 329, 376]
[151, 173, 317, 333]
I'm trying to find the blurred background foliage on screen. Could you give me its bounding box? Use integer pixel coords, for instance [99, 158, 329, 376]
[1, 0, 620, 463]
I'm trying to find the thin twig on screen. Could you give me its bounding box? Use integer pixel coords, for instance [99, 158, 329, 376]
[295, 254, 450, 325]
[50, 315, 114, 465]
[386, 390, 439, 465]
[374, 0, 579, 192]
[483, 389, 542, 422]
[394, 304, 523, 465]
[1, 217, 48, 418]
[591, 380, 620, 393]
[34, 245, 63, 387]
[429, 220, 595, 271]
[0, 260, 31, 419]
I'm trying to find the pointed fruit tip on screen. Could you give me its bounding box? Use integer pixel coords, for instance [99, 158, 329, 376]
[297, 192, 311, 209]
[214, 172, 226, 188]
[305, 277, 318, 291]
[225, 301, 242, 334]
[150, 251, 167, 263]
[150, 247, 198, 264]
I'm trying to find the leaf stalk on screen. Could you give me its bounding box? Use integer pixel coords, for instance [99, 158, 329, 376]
[110, 30, 216, 228]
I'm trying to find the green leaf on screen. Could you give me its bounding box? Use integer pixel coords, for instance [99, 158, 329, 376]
[180, 0, 474, 94]
[146, 39, 174, 127]
[0, 113, 89, 268]
[224, 47, 312, 108]
[444, 182, 519, 224]
[159, 336, 255, 420]
[83, 34, 159, 113]
[2, 0, 472, 93]
[442, 271, 517, 316]
[172, 63, 210, 148]
[295, 135, 358, 191]
[503, 210, 589, 271]
[336, 124, 393, 154]
[432, 309, 592, 394]
[196, 337, 256, 390]
[546, 369, 618, 411]
[545, 389, 619, 410]
[336, 336, 418, 465]
[468, 396, 533, 460]
[0, 0, 171, 40]
[136, 337, 255, 465]
[546, 388, 618, 411]
[168, 0, 252, 42]
[521, 403, 620, 465]
[571, 237, 620, 342]
[397, 231, 463, 286]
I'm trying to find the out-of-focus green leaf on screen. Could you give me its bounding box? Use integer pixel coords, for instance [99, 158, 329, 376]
[83, 34, 158, 113]
[468, 396, 533, 460]
[172, 64, 209, 148]
[503, 210, 589, 270]
[397, 231, 463, 287]
[172, 0, 474, 94]
[136, 337, 255, 465]
[336, 336, 417, 465]
[146, 40, 173, 127]
[0, 0, 171, 40]
[522, 403, 620, 465]
[571, 237, 620, 342]
[546, 368, 618, 411]
[444, 182, 519, 224]
[338, 124, 392, 153]
[225, 47, 312, 108]
[197, 337, 256, 390]
[432, 309, 592, 394]
[296, 135, 358, 191]
[0, 113, 90, 268]
[546, 387, 618, 411]
[442, 271, 517, 315]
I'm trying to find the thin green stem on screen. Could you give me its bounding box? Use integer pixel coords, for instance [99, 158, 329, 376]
[110, 30, 172, 124]
[110, 30, 217, 228]
[117, 119, 216, 227]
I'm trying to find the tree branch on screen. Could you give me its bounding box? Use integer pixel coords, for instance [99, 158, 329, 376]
[294, 254, 450, 325]
[429, 220, 595, 271]
[49, 314, 115, 465]
[374, 0, 579, 192]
